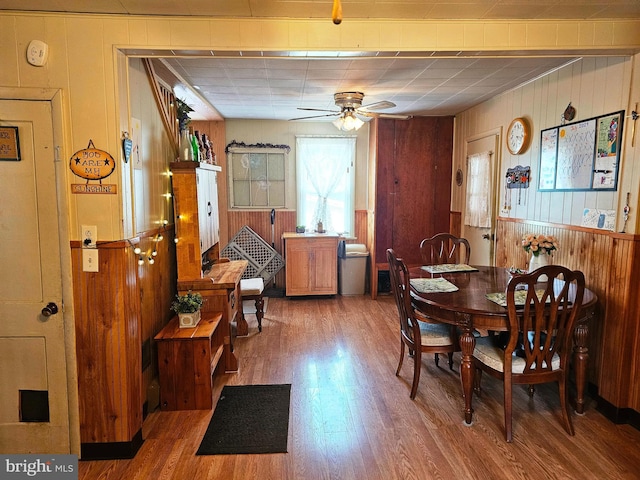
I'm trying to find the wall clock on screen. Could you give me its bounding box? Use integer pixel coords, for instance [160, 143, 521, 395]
[506, 117, 530, 155]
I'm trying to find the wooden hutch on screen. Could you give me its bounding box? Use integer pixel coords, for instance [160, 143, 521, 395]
[155, 161, 246, 411]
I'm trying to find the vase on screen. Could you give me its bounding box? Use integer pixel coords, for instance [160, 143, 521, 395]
[178, 310, 201, 328]
[528, 253, 551, 281]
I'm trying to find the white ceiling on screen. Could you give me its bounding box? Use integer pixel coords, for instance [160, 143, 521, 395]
[158, 54, 577, 121]
[3, 1, 639, 122]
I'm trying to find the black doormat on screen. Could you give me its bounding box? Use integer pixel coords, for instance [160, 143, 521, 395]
[196, 384, 291, 455]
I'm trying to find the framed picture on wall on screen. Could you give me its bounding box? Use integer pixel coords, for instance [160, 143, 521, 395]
[0, 126, 21, 161]
[538, 110, 623, 192]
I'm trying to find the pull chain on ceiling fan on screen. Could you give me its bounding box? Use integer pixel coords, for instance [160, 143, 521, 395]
[289, 91, 411, 131]
[332, 0, 342, 25]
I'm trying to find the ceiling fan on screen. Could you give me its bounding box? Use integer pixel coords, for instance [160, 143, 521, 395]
[290, 92, 411, 130]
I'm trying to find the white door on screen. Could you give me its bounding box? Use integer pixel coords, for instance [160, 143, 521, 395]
[0, 99, 70, 453]
[462, 133, 499, 266]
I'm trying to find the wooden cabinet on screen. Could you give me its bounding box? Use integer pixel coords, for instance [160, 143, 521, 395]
[170, 161, 222, 278]
[368, 116, 454, 297]
[283, 233, 339, 296]
[155, 312, 223, 410]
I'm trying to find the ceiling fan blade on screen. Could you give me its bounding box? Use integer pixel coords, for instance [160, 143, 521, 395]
[358, 100, 396, 111]
[358, 111, 412, 120]
[297, 107, 341, 113]
[289, 113, 341, 121]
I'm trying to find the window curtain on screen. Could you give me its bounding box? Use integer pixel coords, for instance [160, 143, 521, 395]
[296, 136, 355, 233]
[464, 151, 492, 228]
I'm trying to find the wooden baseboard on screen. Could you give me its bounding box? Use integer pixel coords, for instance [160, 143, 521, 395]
[80, 429, 144, 460]
[589, 382, 640, 431]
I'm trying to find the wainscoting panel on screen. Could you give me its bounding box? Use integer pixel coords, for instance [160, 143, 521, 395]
[496, 218, 640, 417]
[225, 210, 368, 289]
[71, 226, 176, 458]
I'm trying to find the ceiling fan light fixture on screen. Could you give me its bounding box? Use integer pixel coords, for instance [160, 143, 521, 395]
[333, 111, 364, 131]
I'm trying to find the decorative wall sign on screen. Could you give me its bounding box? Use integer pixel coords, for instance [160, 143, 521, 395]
[538, 110, 623, 191]
[69, 139, 117, 194]
[505, 165, 530, 189]
[0, 126, 21, 161]
[582, 208, 615, 231]
[122, 132, 132, 163]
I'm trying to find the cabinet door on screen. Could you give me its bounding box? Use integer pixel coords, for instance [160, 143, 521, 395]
[311, 242, 338, 294]
[209, 171, 220, 246]
[196, 170, 212, 253]
[285, 240, 312, 295]
[197, 169, 219, 254]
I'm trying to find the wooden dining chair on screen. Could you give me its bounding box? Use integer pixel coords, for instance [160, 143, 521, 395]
[472, 265, 586, 442]
[387, 248, 460, 399]
[419, 233, 471, 265]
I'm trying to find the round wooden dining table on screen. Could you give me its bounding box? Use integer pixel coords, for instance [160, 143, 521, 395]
[409, 265, 598, 425]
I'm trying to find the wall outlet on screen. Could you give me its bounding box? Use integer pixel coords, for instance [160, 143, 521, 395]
[82, 249, 99, 272]
[82, 225, 97, 248]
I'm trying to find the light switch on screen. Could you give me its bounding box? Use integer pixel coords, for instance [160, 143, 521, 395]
[82, 249, 99, 272]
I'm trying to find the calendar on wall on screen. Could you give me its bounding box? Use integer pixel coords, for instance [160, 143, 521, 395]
[538, 110, 624, 191]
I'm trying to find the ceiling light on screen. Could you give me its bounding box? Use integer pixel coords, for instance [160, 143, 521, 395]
[332, 111, 364, 132]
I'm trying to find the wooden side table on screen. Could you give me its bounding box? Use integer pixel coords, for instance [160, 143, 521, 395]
[155, 312, 223, 410]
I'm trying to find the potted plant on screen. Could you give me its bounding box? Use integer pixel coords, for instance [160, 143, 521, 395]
[171, 290, 203, 328]
[296, 225, 306, 233]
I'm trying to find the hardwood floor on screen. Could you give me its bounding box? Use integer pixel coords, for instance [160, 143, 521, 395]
[79, 295, 640, 479]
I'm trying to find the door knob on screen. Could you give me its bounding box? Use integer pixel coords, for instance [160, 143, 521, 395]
[41, 302, 59, 317]
[482, 234, 494, 240]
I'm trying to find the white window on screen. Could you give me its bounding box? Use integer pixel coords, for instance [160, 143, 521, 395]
[296, 136, 355, 235]
[228, 147, 286, 208]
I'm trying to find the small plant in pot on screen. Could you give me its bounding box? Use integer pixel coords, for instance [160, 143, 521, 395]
[171, 290, 203, 328]
[296, 225, 306, 233]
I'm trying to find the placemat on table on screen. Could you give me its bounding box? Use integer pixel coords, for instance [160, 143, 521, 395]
[485, 289, 548, 307]
[410, 277, 459, 293]
[421, 264, 479, 274]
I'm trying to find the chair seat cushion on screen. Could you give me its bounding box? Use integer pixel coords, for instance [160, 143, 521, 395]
[240, 277, 264, 296]
[474, 336, 560, 373]
[418, 320, 455, 346]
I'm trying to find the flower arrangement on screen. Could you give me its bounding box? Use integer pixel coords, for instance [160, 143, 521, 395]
[521, 233, 558, 256]
[171, 291, 203, 314]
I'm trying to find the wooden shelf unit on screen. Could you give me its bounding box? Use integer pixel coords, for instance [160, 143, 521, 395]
[155, 312, 223, 410]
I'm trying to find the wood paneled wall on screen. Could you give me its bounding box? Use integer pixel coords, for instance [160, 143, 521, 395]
[496, 218, 640, 418]
[225, 209, 369, 287]
[599, 234, 640, 416]
[71, 226, 176, 456]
